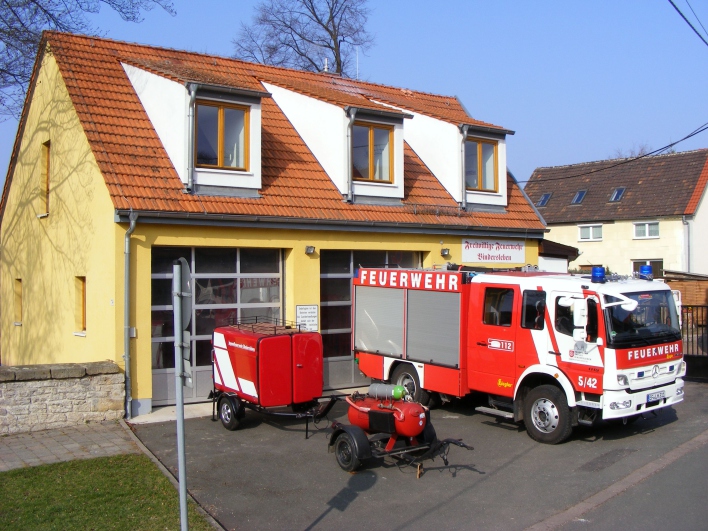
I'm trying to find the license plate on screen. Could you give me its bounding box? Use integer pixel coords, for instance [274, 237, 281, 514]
[647, 390, 665, 402]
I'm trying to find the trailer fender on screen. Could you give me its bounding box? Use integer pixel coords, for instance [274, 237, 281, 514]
[514, 365, 576, 407]
[328, 423, 372, 461]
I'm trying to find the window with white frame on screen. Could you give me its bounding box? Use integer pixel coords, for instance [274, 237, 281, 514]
[634, 221, 659, 239]
[579, 224, 602, 241]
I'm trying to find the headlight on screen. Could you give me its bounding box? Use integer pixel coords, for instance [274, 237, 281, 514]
[610, 400, 632, 410]
[676, 387, 684, 396]
[617, 374, 629, 386]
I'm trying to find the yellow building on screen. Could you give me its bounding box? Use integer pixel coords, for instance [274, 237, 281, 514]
[0, 32, 545, 418]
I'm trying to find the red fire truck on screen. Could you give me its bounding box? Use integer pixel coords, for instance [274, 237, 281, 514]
[353, 266, 686, 444]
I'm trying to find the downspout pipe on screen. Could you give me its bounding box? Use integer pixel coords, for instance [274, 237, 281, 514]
[459, 124, 470, 210]
[682, 215, 691, 272]
[124, 212, 138, 419]
[345, 107, 357, 203]
[185, 83, 197, 193]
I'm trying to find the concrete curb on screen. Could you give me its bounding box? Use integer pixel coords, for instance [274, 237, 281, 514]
[119, 420, 226, 531]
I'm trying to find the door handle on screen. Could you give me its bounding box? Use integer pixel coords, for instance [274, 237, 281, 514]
[548, 351, 560, 356]
[296, 364, 303, 368]
[477, 342, 488, 347]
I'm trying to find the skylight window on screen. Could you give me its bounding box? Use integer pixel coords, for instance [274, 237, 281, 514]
[536, 193, 551, 207]
[571, 190, 586, 204]
[609, 187, 626, 202]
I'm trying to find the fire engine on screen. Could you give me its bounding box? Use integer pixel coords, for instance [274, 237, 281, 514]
[353, 265, 686, 444]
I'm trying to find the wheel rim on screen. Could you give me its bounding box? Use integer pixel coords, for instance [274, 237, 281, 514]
[396, 372, 416, 397]
[336, 439, 353, 467]
[530, 397, 558, 433]
[221, 401, 232, 424]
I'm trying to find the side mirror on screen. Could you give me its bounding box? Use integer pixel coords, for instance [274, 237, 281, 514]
[573, 328, 587, 342]
[573, 300, 588, 328]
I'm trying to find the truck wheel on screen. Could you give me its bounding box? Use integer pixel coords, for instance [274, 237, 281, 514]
[334, 432, 361, 472]
[523, 385, 572, 444]
[219, 395, 241, 431]
[391, 364, 430, 405]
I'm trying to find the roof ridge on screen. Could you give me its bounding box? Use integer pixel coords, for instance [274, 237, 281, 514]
[532, 147, 708, 173]
[45, 31, 464, 104]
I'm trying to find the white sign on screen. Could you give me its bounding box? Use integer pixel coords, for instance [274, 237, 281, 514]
[296, 305, 319, 332]
[461, 238, 526, 264]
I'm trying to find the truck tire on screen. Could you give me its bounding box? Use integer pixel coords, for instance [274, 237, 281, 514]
[334, 432, 361, 472]
[523, 385, 572, 444]
[391, 364, 430, 406]
[219, 395, 241, 431]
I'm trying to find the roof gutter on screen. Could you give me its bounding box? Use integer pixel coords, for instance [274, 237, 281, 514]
[682, 215, 692, 272]
[123, 212, 138, 419]
[114, 210, 547, 238]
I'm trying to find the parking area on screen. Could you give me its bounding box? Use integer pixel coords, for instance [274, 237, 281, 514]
[131, 381, 708, 531]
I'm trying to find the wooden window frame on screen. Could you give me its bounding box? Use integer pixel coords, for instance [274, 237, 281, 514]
[352, 121, 394, 183]
[195, 100, 250, 171]
[75, 276, 86, 332]
[41, 140, 50, 215]
[465, 137, 498, 193]
[14, 279, 22, 325]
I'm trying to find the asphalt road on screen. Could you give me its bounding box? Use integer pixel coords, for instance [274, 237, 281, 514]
[132, 381, 708, 531]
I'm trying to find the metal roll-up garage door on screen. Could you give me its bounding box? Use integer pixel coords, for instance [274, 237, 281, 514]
[354, 286, 404, 357]
[407, 290, 461, 367]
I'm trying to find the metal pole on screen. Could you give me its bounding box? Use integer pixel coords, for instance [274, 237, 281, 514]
[173, 261, 188, 531]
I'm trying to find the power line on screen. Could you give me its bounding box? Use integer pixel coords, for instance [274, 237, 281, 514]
[685, 0, 708, 41]
[529, 121, 708, 184]
[668, 0, 708, 48]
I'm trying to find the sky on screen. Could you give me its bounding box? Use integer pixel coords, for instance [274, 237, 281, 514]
[1, 0, 707, 187]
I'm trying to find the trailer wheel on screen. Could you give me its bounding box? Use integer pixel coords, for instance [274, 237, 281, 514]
[391, 364, 430, 405]
[523, 385, 572, 444]
[334, 432, 361, 472]
[219, 395, 241, 431]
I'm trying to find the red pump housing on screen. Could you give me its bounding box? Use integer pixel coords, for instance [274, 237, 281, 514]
[346, 394, 427, 438]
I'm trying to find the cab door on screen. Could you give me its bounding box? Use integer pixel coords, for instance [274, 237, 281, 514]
[468, 284, 518, 396]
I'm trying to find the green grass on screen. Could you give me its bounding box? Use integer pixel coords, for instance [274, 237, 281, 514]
[0, 454, 214, 530]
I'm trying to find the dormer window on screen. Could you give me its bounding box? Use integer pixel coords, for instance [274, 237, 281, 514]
[352, 122, 393, 182]
[536, 193, 551, 207]
[609, 187, 625, 202]
[196, 101, 249, 171]
[571, 190, 586, 204]
[465, 138, 497, 192]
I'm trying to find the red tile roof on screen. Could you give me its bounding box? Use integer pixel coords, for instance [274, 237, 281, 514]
[2, 32, 544, 232]
[525, 149, 708, 224]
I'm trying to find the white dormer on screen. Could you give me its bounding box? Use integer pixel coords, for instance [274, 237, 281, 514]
[372, 102, 510, 208]
[122, 63, 264, 196]
[263, 82, 406, 202]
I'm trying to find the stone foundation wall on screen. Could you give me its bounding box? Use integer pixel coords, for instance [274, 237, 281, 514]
[0, 361, 125, 435]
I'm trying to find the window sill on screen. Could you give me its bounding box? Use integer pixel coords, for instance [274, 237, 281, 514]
[73, 331, 86, 337]
[578, 240, 603, 243]
[13, 322, 22, 326]
[36, 213, 48, 219]
[633, 237, 660, 240]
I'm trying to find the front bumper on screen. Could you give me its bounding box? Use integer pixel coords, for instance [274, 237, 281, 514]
[600, 378, 684, 420]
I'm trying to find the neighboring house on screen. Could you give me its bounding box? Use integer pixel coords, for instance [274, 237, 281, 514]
[0, 32, 544, 417]
[525, 149, 708, 278]
[537, 239, 580, 273]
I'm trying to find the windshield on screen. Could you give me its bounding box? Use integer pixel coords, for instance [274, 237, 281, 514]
[605, 290, 681, 348]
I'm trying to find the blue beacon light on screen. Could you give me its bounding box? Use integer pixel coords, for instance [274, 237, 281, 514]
[591, 266, 606, 283]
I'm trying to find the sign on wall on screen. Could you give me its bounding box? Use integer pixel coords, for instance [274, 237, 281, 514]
[461, 238, 526, 264]
[296, 305, 319, 332]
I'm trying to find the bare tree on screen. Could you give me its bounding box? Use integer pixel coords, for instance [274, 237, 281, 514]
[233, 0, 374, 77]
[609, 143, 652, 159]
[0, 0, 175, 117]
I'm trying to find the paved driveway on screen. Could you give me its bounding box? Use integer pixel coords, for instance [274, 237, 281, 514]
[132, 381, 708, 531]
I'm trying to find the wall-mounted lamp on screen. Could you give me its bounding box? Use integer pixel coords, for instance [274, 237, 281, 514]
[305, 246, 316, 255]
[441, 248, 450, 257]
